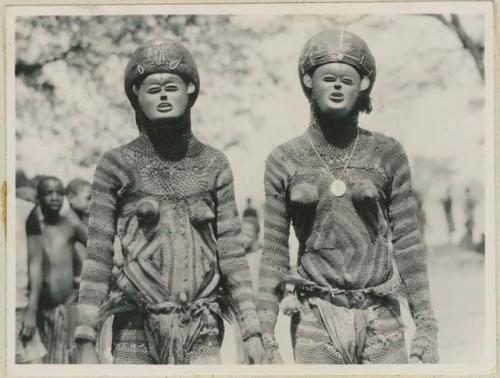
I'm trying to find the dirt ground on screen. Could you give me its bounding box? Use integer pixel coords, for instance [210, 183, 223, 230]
[427, 245, 485, 363]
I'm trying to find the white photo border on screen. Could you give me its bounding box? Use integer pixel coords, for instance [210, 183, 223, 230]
[4, 1, 496, 376]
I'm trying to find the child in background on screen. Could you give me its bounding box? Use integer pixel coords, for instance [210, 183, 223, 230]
[66, 178, 91, 226]
[28, 176, 87, 363]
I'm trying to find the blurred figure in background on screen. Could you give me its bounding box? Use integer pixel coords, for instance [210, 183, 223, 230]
[16, 186, 37, 204]
[441, 187, 455, 245]
[241, 215, 262, 290]
[65, 178, 92, 363]
[15, 196, 47, 364]
[461, 187, 476, 250]
[243, 197, 259, 219]
[30, 176, 87, 363]
[65, 178, 91, 278]
[474, 233, 485, 254]
[16, 172, 42, 204]
[16, 170, 30, 188]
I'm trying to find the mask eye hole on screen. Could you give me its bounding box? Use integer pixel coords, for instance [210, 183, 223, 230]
[341, 77, 354, 85]
[146, 85, 161, 94]
[165, 85, 179, 92]
[322, 75, 337, 83]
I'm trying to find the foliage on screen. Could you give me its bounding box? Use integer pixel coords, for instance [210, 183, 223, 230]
[15, 14, 485, 213]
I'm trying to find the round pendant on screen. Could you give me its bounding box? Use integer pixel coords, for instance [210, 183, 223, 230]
[330, 179, 347, 197]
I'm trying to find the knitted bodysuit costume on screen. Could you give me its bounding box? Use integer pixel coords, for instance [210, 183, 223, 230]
[76, 133, 261, 364]
[75, 40, 261, 364]
[257, 30, 438, 364]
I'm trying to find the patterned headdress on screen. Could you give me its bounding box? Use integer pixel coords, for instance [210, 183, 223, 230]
[124, 39, 200, 109]
[298, 29, 376, 97]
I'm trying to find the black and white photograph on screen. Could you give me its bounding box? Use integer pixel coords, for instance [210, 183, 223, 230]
[5, 2, 496, 376]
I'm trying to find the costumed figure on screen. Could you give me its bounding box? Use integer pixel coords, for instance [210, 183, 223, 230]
[75, 39, 264, 365]
[257, 30, 438, 364]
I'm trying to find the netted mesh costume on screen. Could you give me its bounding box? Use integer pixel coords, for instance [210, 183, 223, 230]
[257, 30, 438, 364]
[75, 134, 261, 364]
[75, 40, 261, 364]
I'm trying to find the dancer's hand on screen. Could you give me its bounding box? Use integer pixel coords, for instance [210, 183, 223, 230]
[264, 349, 283, 364]
[410, 355, 423, 364]
[77, 341, 100, 364]
[410, 326, 439, 363]
[243, 336, 265, 364]
[20, 308, 37, 341]
[261, 333, 283, 364]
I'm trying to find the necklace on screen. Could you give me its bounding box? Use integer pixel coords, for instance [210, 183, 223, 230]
[308, 129, 359, 197]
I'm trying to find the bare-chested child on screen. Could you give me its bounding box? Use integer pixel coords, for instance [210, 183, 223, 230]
[66, 179, 91, 226]
[27, 176, 87, 363]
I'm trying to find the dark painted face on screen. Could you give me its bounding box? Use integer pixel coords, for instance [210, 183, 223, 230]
[135, 73, 193, 123]
[309, 63, 362, 119]
[38, 179, 64, 214]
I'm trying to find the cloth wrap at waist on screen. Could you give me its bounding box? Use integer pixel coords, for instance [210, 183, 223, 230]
[96, 259, 226, 364]
[280, 262, 404, 364]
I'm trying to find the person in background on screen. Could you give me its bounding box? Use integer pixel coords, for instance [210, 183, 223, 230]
[474, 233, 485, 254]
[16, 170, 30, 189]
[243, 197, 259, 219]
[65, 178, 91, 277]
[15, 196, 47, 364]
[65, 178, 92, 363]
[29, 176, 87, 363]
[66, 178, 92, 226]
[241, 215, 262, 288]
[462, 187, 476, 250]
[441, 187, 455, 245]
[16, 172, 41, 204]
[16, 187, 38, 204]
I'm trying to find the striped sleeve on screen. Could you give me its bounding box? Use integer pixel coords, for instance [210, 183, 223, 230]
[257, 148, 291, 337]
[214, 155, 261, 341]
[75, 150, 127, 343]
[386, 141, 438, 362]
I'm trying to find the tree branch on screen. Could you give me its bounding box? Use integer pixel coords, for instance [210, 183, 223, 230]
[449, 14, 484, 80]
[424, 14, 451, 28]
[16, 41, 83, 77]
[423, 14, 484, 81]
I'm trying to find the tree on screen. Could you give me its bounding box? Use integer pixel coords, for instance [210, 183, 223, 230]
[15, 14, 485, 207]
[426, 14, 484, 80]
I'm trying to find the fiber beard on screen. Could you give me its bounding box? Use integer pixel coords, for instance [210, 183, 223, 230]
[309, 91, 361, 145]
[135, 106, 193, 160]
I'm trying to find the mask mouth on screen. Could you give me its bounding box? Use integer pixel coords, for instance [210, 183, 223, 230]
[329, 92, 344, 103]
[157, 102, 173, 112]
